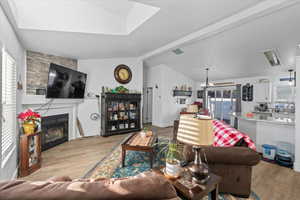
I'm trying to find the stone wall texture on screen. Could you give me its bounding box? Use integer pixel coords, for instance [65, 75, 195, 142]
[26, 51, 78, 94]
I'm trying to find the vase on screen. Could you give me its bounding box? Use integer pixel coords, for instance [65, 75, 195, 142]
[166, 161, 181, 178]
[23, 123, 36, 135]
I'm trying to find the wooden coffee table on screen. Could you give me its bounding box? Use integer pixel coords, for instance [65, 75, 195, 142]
[121, 132, 157, 168]
[153, 167, 221, 200]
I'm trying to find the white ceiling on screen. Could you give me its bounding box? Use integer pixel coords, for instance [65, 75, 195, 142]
[1, 0, 263, 59]
[8, 0, 160, 35]
[145, 2, 300, 81]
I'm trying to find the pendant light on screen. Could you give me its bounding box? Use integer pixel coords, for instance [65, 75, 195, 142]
[205, 68, 209, 87]
[201, 68, 213, 87]
[288, 69, 294, 86]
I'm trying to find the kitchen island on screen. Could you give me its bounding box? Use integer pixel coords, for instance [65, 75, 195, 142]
[232, 113, 295, 153]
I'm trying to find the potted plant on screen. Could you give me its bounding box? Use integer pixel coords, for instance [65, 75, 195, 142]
[165, 143, 182, 178]
[18, 109, 41, 135]
[156, 141, 183, 178]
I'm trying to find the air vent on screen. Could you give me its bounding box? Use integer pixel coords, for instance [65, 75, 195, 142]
[172, 48, 184, 55]
[263, 50, 281, 67]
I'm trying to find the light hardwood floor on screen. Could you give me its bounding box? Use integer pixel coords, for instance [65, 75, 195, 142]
[22, 127, 300, 200]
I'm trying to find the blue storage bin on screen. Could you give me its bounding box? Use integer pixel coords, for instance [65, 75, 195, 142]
[262, 144, 277, 160]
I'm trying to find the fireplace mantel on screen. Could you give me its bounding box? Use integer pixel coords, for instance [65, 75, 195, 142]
[21, 94, 83, 141]
[22, 95, 84, 106]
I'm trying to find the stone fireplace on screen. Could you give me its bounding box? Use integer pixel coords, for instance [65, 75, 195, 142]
[41, 114, 69, 151]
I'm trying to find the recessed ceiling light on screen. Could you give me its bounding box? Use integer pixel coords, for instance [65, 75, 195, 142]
[263, 50, 281, 67]
[172, 48, 184, 55]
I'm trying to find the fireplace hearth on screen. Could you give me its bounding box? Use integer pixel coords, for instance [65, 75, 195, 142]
[41, 114, 69, 151]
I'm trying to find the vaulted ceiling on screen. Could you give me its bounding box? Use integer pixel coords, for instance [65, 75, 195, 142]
[1, 0, 263, 59]
[145, 1, 300, 81]
[2, 0, 300, 82]
[8, 0, 160, 35]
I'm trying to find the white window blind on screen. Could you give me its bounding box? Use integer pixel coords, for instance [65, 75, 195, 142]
[1, 50, 16, 160]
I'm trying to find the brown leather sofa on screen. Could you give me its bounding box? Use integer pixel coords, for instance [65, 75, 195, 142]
[174, 120, 260, 198]
[0, 172, 179, 200]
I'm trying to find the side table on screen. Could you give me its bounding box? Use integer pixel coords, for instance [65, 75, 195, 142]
[19, 132, 42, 177]
[153, 167, 221, 200]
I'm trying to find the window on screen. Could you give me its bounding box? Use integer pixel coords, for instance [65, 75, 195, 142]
[206, 86, 240, 125]
[1, 49, 17, 163]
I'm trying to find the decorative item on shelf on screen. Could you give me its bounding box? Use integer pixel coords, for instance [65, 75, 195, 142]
[114, 64, 132, 84]
[113, 114, 118, 120]
[141, 125, 153, 138]
[115, 86, 129, 93]
[246, 112, 254, 118]
[186, 104, 199, 113]
[18, 109, 41, 135]
[177, 115, 213, 184]
[130, 122, 135, 128]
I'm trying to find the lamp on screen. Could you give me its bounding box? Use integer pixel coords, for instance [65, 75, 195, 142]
[177, 115, 213, 183]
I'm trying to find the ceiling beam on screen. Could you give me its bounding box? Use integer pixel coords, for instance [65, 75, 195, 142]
[141, 0, 299, 60]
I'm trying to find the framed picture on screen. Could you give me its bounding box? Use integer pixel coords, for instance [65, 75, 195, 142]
[179, 98, 186, 104]
[197, 90, 204, 98]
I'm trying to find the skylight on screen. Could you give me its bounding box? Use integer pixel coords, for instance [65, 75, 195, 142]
[8, 0, 160, 35]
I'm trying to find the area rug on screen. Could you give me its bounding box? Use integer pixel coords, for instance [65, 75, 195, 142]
[84, 137, 260, 200]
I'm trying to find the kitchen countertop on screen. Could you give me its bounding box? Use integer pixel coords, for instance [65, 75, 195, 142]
[231, 113, 295, 126]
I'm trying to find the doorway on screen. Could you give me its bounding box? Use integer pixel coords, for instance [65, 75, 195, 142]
[143, 87, 153, 124]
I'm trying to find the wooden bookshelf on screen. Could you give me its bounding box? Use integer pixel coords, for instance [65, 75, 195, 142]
[101, 93, 141, 136]
[19, 132, 42, 177]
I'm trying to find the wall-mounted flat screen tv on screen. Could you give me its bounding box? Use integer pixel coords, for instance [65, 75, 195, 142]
[46, 63, 87, 99]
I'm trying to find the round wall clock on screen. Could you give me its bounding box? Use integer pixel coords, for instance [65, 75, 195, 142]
[114, 64, 132, 84]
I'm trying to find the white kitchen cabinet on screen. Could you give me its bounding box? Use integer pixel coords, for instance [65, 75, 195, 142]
[238, 117, 295, 153]
[254, 81, 271, 103]
[256, 122, 295, 154]
[238, 119, 257, 143]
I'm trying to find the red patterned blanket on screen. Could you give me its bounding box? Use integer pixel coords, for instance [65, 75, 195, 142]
[213, 120, 256, 150]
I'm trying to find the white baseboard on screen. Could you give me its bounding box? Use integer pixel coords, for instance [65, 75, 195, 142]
[294, 161, 300, 172]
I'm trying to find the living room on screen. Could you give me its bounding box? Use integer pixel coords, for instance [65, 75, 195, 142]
[0, 0, 300, 200]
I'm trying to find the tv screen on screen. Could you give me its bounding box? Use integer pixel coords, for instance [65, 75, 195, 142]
[46, 63, 87, 99]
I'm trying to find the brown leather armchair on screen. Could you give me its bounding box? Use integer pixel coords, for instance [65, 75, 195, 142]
[174, 120, 260, 197]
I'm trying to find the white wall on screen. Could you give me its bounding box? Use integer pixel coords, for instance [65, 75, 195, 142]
[0, 5, 25, 180]
[145, 64, 195, 127]
[77, 57, 143, 136]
